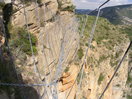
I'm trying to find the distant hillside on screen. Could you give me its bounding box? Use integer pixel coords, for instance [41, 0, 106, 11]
[99, 4, 132, 25]
[75, 9, 91, 14]
[76, 14, 131, 99]
[76, 4, 132, 25]
[77, 15, 128, 46]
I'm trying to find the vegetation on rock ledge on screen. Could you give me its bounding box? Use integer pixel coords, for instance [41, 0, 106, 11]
[9, 28, 37, 55]
[98, 73, 105, 85]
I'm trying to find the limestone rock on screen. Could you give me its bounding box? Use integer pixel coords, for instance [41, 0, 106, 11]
[37, 13, 79, 77]
[0, 18, 5, 47]
[0, 35, 5, 47]
[26, 56, 38, 66]
[58, 0, 73, 9]
[80, 41, 130, 99]
[12, 1, 58, 30]
[58, 65, 78, 99]
[61, 65, 78, 85]
[59, 80, 74, 92]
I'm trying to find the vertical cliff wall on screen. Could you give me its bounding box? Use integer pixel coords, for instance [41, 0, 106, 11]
[0, 0, 131, 99]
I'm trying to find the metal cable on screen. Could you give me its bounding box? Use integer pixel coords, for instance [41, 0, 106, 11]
[65, 1, 110, 98]
[0, 81, 57, 87]
[22, 1, 38, 74]
[1, 2, 27, 99]
[80, 15, 89, 38]
[42, 4, 61, 99]
[40, 4, 65, 97]
[99, 41, 132, 99]
[43, 4, 71, 99]
[0, 1, 112, 99]
[78, 0, 110, 92]
[78, 8, 101, 90]
[33, 1, 51, 99]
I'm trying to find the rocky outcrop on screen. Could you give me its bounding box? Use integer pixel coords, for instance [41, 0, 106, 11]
[37, 13, 79, 78]
[0, 18, 5, 47]
[79, 40, 130, 99]
[58, 65, 78, 99]
[57, 0, 73, 9]
[8, 0, 79, 99]
[11, 0, 79, 69]
[12, 0, 58, 34]
[1, 0, 130, 99]
[0, 34, 5, 47]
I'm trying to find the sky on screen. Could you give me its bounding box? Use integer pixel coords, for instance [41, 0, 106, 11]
[73, 0, 132, 9]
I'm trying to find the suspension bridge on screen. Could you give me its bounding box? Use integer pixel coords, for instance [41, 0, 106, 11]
[0, 0, 131, 99]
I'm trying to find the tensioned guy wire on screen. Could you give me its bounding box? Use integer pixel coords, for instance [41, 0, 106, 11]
[22, 1, 38, 74]
[42, 4, 61, 99]
[78, 8, 101, 90]
[43, 3, 74, 98]
[65, 1, 110, 99]
[78, 0, 110, 91]
[2, 1, 27, 98]
[0, 81, 57, 87]
[0, 1, 112, 99]
[33, 1, 51, 99]
[99, 41, 132, 99]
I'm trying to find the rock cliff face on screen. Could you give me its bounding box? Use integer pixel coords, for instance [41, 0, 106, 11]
[0, 0, 131, 99]
[76, 15, 130, 99]
[0, 18, 5, 47]
[11, 0, 79, 79]
[8, 0, 79, 98]
[80, 41, 129, 99]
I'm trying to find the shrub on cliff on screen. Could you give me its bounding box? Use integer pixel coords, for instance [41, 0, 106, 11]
[9, 28, 37, 55]
[61, 5, 76, 12]
[77, 47, 84, 60]
[0, 2, 5, 9]
[98, 73, 105, 85]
